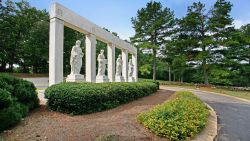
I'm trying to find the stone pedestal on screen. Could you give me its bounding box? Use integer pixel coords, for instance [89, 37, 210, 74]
[66, 74, 85, 82]
[96, 75, 109, 83]
[128, 77, 135, 82]
[115, 76, 125, 82]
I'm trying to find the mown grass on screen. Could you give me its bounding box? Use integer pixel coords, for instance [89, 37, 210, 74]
[0, 73, 48, 78]
[139, 79, 250, 101]
[166, 85, 250, 101]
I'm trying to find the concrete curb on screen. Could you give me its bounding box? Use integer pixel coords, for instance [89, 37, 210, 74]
[191, 103, 218, 141]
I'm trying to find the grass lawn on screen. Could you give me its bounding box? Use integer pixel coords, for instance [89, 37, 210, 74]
[0, 73, 48, 78]
[165, 84, 250, 101]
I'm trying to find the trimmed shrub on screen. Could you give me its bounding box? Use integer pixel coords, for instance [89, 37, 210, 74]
[0, 88, 12, 110]
[137, 91, 209, 141]
[0, 102, 28, 131]
[45, 82, 159, 115]
[139, 78, 160, 89]
[0, 74, 39, 132]
[0, 74, 39, 110]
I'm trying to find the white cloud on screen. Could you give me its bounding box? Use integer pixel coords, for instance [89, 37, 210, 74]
[233, 19, 250, 29]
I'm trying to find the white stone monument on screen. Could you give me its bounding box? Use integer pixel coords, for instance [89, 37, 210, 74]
[128, 59, 135, 82]
[66, 40, 85, 82]
[115, 54, 125, 82]
[96, 49, 109, 83]
[49, 2, 138, 86]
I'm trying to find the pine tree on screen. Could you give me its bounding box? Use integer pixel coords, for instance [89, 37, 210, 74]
[131, 1, 176, 80]
[176, 0, 233, 85]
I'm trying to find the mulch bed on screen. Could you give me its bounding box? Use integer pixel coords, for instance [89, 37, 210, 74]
[0, 89, 173, 141]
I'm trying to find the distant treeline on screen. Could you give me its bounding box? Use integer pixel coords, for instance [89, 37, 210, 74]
[131, 0, 250, 87]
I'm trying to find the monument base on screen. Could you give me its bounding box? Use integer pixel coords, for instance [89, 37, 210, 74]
[128, 77, 135, 82]
[115, 76, 125, 82]
[96, 75, 109, 83]
[66, 74, 85, 82]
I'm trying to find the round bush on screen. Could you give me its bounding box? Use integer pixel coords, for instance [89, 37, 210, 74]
[0, 74, 39, 110]
[45, 82, 159, 115]
[0, 74, 39, 132]
[0, 88, 12, 110]
[13, 79, 39, 109]
[0, 102, 28, 132]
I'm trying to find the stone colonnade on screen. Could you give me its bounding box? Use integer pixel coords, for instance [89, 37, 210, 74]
[49, 3, 137, 86]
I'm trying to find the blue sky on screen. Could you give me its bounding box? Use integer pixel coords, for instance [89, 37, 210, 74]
[15, 0, 250, 40]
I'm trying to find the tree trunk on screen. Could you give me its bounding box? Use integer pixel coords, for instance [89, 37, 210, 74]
[168, 66, 171, 82]
[181, 71, 183, 83]
[9, 63, 13, 72]
[0, 62, 7, 72]
[202, 58, 209, 85]
[173, 73, 176, 82]
[203, 67, 209, 85]
[152, 48, 156, 81]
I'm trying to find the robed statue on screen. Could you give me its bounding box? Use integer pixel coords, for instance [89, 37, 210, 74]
[116, 54, 123, 76]
[97, 49, 107, 76]
[128, 59, 134, 77]
[70, 40, 84, 75]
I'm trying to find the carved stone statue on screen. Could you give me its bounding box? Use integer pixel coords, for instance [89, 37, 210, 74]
[97, 49, 107, 76]
[128, 59, 134, 77]
[66, 40, 85, 82]
[70, 40, 84, 75]
[116, 54, 123, 76]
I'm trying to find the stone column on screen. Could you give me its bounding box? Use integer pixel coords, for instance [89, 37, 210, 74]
[107, 43, 115, 82]
[49, 18, 64, 86]
[132, 53, 138, 82]
[85, 34, 97, 82]
[122, 49, 128, 82]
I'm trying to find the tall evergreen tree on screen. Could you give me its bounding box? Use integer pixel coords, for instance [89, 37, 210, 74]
[226, 24, 250, 86]
[177, 0, 233, 85]
[131, 1, 176, 80]
[179, 2, 210, 85]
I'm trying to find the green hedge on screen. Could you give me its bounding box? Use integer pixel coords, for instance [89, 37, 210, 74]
[0, 74, 39, 132]
[45, 82, 159, 115]
[137, 91, 209, 141]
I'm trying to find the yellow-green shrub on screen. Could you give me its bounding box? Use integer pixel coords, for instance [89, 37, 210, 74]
[137, 91, 209, 141]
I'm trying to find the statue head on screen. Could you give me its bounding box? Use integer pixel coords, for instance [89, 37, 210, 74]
[129, 59, 132, 63]
[100, 49, 104, 54]
[76, 40, 81, 46]
[118, 54, 122, 58]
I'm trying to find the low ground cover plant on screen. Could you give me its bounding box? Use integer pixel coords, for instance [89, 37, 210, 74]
[45, 82, 159, 115]
[137, 91, 209, 141]
[0, 74, 39, 132]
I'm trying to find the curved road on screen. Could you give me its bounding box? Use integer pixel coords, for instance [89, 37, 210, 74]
[162, 86, 250, 141]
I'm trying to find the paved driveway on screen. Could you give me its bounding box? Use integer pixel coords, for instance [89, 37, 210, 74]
[22, 77, 49, 89]
[162, 86, 250, 141]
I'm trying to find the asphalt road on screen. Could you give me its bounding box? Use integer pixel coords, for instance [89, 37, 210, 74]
[162, 86, 250, 141]
[22, 77, 49, 89]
